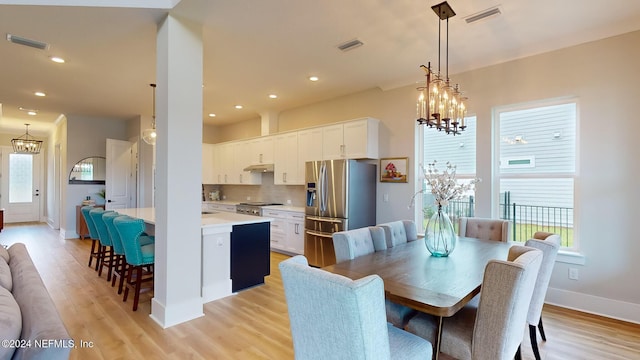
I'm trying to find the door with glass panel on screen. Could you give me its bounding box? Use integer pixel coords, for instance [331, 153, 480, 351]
[0, 146, 41, 223]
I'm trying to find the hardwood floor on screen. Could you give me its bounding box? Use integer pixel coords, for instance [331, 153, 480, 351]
[2, 222, 639, 359]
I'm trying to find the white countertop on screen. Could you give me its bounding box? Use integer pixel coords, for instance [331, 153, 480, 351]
[202, 200, 239, 205]
[118, 207, 272, 228]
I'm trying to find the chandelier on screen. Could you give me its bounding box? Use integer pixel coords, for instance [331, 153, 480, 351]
[142, 83, 157, 145]
[416, 1, 468, 135]
[12, 124, 42, 154]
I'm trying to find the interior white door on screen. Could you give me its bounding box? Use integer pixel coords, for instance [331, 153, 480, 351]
[106, 139, 132, 210]
[0, 146, 41, 223]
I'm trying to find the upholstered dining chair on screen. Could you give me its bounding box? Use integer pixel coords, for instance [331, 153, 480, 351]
[458, 217, 511, 242]
[405, 245, 543, 360]
[378, 220, 419, 248]
[333, 226, 417, 329]
[89, 208, 116, 281]
[113, 216, 155, 311]
[81, 206, 101, 270]
[279, 255, 433, 360]
[522, 232, 561, 360]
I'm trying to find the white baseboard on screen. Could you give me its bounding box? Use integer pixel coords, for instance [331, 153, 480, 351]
[547, 287, 640, 324]
[150, 297, 204, 329]
[60, 228, 79, 240]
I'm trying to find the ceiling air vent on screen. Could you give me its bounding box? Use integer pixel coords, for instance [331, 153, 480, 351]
[337, 39, 364, 52]
[464, 6, 502, 24]
[6, 33, 49, 50]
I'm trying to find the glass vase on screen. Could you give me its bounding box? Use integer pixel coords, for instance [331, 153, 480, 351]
[425, 205, 457, 257]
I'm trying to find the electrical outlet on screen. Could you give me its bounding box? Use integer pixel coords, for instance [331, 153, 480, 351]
[247, 196, 251, 201]
[383, 193, 389, 202]
[568, 268, 579, 280]
[286, 199, 292, 205]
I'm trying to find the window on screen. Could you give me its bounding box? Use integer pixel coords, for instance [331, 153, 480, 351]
[9, 153, 33, 203]
[496, 100, 577, 249]
[418, 117, 477, 231]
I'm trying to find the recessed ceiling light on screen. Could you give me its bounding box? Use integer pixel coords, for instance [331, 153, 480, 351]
[19, 107, 38, 114]
[309, 76, 319, 82]
[235, 105, 243, 109]
[269, 94, 278, 99]
[34, 91, 46, 97]
[50, 56, 65, 63]
[208, 113, 216, 117]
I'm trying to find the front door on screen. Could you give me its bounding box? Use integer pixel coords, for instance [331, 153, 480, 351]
[105, 139, 132, 210]
[0, 146, 41, 223]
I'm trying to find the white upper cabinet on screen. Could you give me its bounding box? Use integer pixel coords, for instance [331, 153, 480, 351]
[322, 118, 379, 160]
[209, 118, 379, 185]
[298, 127, 323, 164]
[247, 136, 275, 164]
[274, 132, 301, 185]
[202, 143, 215, 184]
[342, 118, 379, 159]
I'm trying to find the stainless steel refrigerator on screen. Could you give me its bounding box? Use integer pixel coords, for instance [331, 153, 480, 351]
[304, 159, 377, 267]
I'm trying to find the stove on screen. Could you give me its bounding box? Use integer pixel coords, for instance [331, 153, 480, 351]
[236, 202, 283, 216]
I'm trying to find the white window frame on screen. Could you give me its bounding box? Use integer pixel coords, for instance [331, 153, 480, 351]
[493, 97, 583, 264]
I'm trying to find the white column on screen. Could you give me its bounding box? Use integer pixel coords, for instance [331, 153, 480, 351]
[151, 14, 204, 328]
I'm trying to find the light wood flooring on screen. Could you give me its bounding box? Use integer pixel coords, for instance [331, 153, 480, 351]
[1, 222, 639, 359]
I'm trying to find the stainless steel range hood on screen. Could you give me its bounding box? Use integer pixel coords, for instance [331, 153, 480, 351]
[243, 164, 274, 172]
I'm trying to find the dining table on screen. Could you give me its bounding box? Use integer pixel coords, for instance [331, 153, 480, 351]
[322, 236, 514, 359]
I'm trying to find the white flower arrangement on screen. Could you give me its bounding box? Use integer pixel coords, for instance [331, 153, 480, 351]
[410, 160, 480, 208]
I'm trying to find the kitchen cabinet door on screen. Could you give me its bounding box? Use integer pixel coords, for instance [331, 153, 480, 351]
[247, 136, 275, 165]
[202, 143, 215, 184]
[227, 141, 260, 185]
[274, 132, 301, 185]
[298, 128, 323, 164]
[287, 212, 305, 254]
[343, 118, 379, 159]
[321, 124, 344, 160]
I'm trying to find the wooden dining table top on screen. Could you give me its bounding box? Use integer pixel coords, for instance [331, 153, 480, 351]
[322, 236, 513, 317]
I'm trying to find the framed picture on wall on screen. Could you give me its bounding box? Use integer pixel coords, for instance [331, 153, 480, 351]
[380, 157, 408, 183]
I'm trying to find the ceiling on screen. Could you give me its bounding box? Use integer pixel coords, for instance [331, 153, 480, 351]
[1, 0, 639, 136]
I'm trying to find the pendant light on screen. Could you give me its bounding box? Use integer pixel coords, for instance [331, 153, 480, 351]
[142, 83, 157, 145]
[12, 124, 42, 154]
[416, 1, 468, 135]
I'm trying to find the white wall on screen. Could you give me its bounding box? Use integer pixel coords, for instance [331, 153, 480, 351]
[210, 30, 640, 323]
[63, 115, 128, 238]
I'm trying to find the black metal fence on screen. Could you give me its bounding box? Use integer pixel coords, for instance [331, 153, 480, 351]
[425, 192, 574, 247]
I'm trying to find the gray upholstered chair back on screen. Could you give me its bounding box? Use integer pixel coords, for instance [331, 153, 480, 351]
[332, 226, 386, 263]
[378, 220, 418, 248]
[524, 235, 560, 325]
[279, 255, 393, 359]
[471, 246, 542, 359]
[459, 217, 511, 242]
[280, 255, 432, 360]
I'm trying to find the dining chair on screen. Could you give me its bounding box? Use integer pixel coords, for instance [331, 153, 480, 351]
[113, 216, 155, 311]
[405, 245, 543, 360]
[89, 208, 116, 281]
[81, 206, 101, 270]
[378, 220, 419, 248]
[522, 232, 561, 360]
[279, 255, 433, 360]
[458, 217, 511, 242]
[333, 226, 417, 329]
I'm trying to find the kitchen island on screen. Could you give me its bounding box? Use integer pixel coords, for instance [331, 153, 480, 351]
[118, 207, 272, 303]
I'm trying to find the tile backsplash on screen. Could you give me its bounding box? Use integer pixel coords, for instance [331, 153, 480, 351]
[203, 173, 305, 206]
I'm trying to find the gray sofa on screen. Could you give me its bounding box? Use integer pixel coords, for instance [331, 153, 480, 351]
[0, 243, 72, 360]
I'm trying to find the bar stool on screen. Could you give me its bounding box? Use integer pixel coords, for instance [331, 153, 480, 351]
[81, 206, 101, 270]
[102, 212, 127, 293]
[89, 208, 115, 281]
[114, 216, 155, 311]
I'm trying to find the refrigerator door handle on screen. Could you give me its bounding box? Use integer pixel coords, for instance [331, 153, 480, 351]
[321, 162, 328, 212]
[305, 230, 334, 238]
[306, 216, 343, 223]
